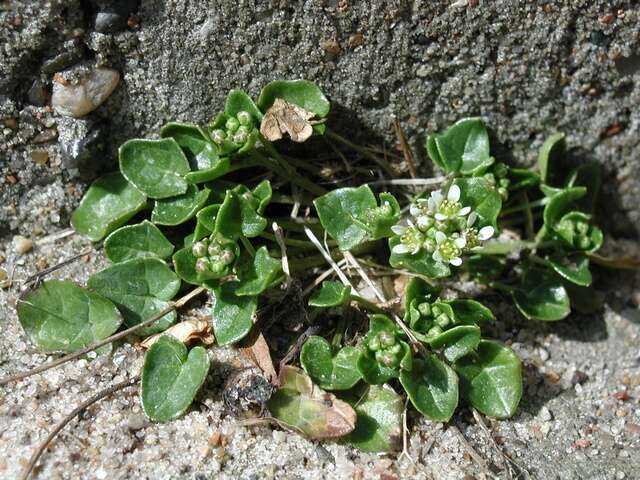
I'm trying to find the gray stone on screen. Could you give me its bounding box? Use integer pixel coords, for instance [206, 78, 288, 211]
[26, 79, 49, 106]
[57, 116, 105, 176]
[95, 12, 125, 33]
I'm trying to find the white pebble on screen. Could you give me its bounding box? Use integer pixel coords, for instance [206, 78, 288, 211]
[539, 406, 553, 422]
[95, 467, 107, 479]
[13, 235, 33, 254]
[52, 68, 120, 117]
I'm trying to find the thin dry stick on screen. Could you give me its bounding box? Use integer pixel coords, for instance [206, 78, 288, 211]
[34, 228, 76, 245]
[366, 177, 447, 187]
[21, 247, 100, 287]
[272, 222, 291, 278]
[393, 118, 417, 179]
[398, 397, 415, 464]
[21, 376, 139, 480]
[303, 227, 354, 288]
[301, 260, 347, 297]
[1, 287, 206, 386]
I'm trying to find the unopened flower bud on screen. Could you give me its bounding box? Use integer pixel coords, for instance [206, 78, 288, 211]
[195, 257, 211, 273]
[417, 302, 431, 317]
[208, 242, 222, 256]
[379, 331, 395, 348]
[236, 111, 252, 126]
[435, 313, 450, 329]
[577, 236, 592, 250]
[225, 117, 240, 133]
[380, 352, 399, 368]
[233, 131, 248, 144]
[219, 249, 235, 265]
[191, 241, 208, 258]
[388, 343, 402, 355]
[368, 336, 381, 351]
[427, 325, 443, 337]
[211, 129, 226, 144]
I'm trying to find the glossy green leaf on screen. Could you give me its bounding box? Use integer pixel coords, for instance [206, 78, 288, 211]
[389, 237, 451, 279]
[309, 281, 351, 307]
[538, 132, 565, 185]
[257, 80, 330, 118]
[235, 246, 282, 296]
[447, 299, 495, 324]
[151, 185, 210, 226]
[225, 89, 263, 122]
[546, 253, 592, 286]
[543, 186, 586, 227]
[17, 280, 122, 353]
[185, 156, 231, 184]
[399, 355, 459, 422]
[428, 118, 493, 174]
[553, 211, 603, 253]
[172, 247, 201, 285]
[452, 177, 502, 229]
[211, 282, 257, 345]
[195, 204, 220, 232]
[425, 135, 445, 170]
[104, 221, 174, 263]
[427, 325, 482, 362]
[71, 172, 147, 242]
[215, 185, 268, 239]
[300, 336, 361, 390]
[141, 335, 210, 422]
[87, 257, 181, 335]
[403, 277, 439, 311]
[342, 384, 403, 452]
[119, 138, 190, 199]
[252, 179, 273, 214]
[512, 267, 570, 321]
[455, 340, 522, 419]
[508, 167, 540, 191]
[566, 162, 600, 213]
[268, 366, 356, 439]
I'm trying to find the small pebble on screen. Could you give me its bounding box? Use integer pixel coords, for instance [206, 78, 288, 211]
[13, 235, 33, 254]
[0, 268, 10, 289]
[538, 348, 550, 362]
[539, 406, 553, 421]
[127, 413, 146, 431]
[31, 150, 49, 165]
[95, 467, 107, 480]
[52, 68, 120, 117]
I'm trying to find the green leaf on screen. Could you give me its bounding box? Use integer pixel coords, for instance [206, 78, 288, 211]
[300, 336, 362, 390]
[389, 237, 451, 279]
[252, 179, 273, 214]
[215, 185, 268, 239]
[119, 138, 190, 199]
[447, 299, 495, 324]
[257, 80, 330, 118]
[403, 277, 440, 312]
[545, 253, 592, 286]
[455, 340, 522, 419]
[225, 89, 263, 122]
[553, 211, 603, 253]
[87, 257, 181, 335]
[463, 254, 505, 280]
[563, 282, 603, 314]
[429, 118, 493, 174]
[427, 325, 482, 362]
[342, 384, 403, 453]
[512, 267, 570, 321]
[159, 122, 222, 178]
[195, 204, 220, 232]
[17, 280, 122, 353]
[543, 186, 586, 227]
[452, 177, 502, 229]
[309, 281, 351, 307]
[399, 355, 459, 422]
[268, 366, 356, 439]
[172, 247, 201, 285]
[141, 335, 210, 422]
[508, 167, 540, 191]
[566, 162, 600, 213]
[425, 135, 446, 170]
[71, 172, 147, 242]
[538, 132, 565, 185]
[235, 246, 282, 296]
[151, 184, 210, 226]
[104, 221, 174, 263]
[211, 282, 257, 345]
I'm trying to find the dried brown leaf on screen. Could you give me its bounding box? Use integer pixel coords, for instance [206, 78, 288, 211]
[139, 318, 214, 350]
[260, 98, 314, 143]
[239, 329, 278, 385]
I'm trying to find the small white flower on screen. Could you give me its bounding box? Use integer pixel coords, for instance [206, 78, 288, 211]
[454, 237, 467, 249]
[448, 184, 461, 202]
[410, 204, 422, 217]
[449, 256, 463, 266]
[392, 243, 412, 254]
[435, 231, 447, 244]
[391, 225, 406, 236]
[467, 211, 478, 227]
[478, 225, 494, 241]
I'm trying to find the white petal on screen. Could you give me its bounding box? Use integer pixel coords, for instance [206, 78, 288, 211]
[435, 212, 447, 221]
[448, 184, 461, 202]
[417, 216, 429, 229]
[458, 206, 471, 216]
[450, 257, 463, 266]
[407, 219, 415, 228]
[417, 198, 429, 205]
[412, 245, 421, 255]
[391, 225, 406, 235]
[392, 243, 411, 254]
[454, 237, 467, 248]
[410, 205, 421, 217]
[467, 211, 478, 227]
[431, 190, 443, 205]
[435, 231, 447, 244]
[478, 226, 495, 240]
[432, 250, 443, 262]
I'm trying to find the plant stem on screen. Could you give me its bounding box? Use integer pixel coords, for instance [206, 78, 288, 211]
[488, 281, 516, 294]
[240, 236, 256, 256]
[500, 197, 548, 216]
[20, 376, 139, 480]
[350, 294, 385, 314]
[252, 149, 327, 196]
[325, 128, 398, 178]
[0, 287, 206, 386]
[259, 232, 317, 251]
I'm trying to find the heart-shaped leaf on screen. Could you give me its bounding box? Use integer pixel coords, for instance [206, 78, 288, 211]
[235, 246, 283, 296]
[215, 185, 268, 239]
[545, 253, 592, 286]
[119, 138, 190, 199]
[151, 184, 210, 226]
[300, 336, 361, 390]
[257, 80, 330, 118]
[341, 384, 403, 453]
[195, 204, 220, 232]
[538, 132, 565, 185]
[512, 267, 570, 321]
[427, 325, 481, 362]
[430, 118, 493, 175]
[88, 257, 181, 335]
[455, 340, 522, 419]
[447, 299, 495, 324]
[452, 177, 502, 229]
[17, 280, 122, 353]
[399, 355, 459, 422]
[141, 335, 210, 422]
[225, 89, 263, 121]
[71, 172, 147, 242]
[211, 282, 257, 345]
[389, 237, 451, 279]
[104, 220, 174, 263]
[309, 281, 351, 307]
[268, 366, 356, 439]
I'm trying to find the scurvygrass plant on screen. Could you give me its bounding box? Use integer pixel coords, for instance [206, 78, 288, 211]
[10, 80, 614, 462]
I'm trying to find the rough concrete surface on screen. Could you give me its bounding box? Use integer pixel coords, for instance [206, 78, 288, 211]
[1, 1, 639, 479]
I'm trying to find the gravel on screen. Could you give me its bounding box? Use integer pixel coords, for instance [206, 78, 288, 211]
[1, 1, 640, 479]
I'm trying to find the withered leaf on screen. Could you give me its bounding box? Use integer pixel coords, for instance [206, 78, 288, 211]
[260, 98, 315, 143]
[239, 329, 279, 385]
[140, 318, 214, 350]
[268, 366, 357, 439]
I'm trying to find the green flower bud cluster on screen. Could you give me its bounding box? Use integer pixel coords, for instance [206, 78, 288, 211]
[484, 163, 510, 200]
[367, 329, 404, 368]
[210, 110, 254, 147]
[556, 213, 600, 251]
[192, 234, 237, 277]
[414, 302, 454, 339]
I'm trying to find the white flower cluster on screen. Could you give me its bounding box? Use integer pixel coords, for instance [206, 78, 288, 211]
[391, 185, 494, 266]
